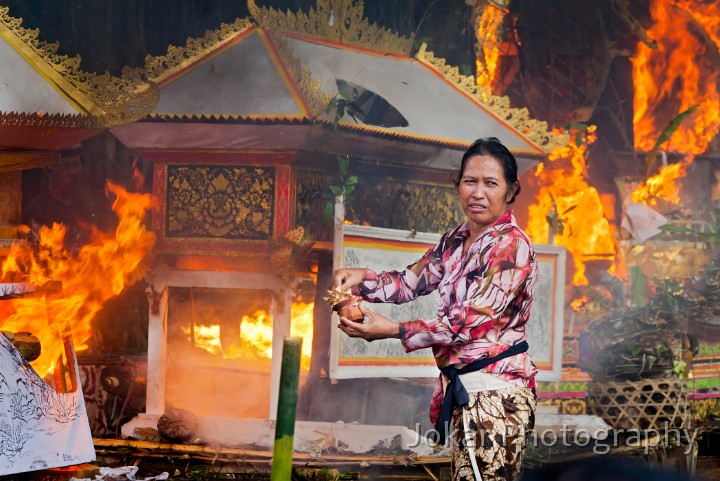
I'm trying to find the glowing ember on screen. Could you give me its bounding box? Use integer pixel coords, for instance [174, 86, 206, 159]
[186, 302, 314, 370]
[527, 127, 616, 285]
[570, 296, 588, 312]
[632, 0, 720, 155]
[0, 183, 155, 378]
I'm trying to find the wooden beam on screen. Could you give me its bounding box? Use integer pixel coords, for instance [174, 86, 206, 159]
[92, 438, 451, 467]
[0, 151, 57, 173]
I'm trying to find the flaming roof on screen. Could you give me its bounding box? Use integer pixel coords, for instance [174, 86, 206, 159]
[111, 0, 567, 174]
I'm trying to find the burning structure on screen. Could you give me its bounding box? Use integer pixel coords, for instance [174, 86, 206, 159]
[0, 0, 719, 474]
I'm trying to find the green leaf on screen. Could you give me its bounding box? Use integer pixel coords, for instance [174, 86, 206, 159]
[337, 156, 350, 176]
[328, 185, 343, 196]
[645, 105, 698, 177]
[348, 101, 365, 115]
[575, 132, 584, 146]
[658, 224, 693, 234]
[344, 176, 358, 186]
[571, 122, 589, 131]
[344, 185, 356, 195]
[323, 201, 334, 224]
[653, 105, 698, 150]
[339, 90, 352, 100]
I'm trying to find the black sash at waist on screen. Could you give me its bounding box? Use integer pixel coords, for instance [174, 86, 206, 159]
[434, 340, 529, 446]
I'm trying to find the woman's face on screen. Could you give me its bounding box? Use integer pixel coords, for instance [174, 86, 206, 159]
[458, 155, 515, 234]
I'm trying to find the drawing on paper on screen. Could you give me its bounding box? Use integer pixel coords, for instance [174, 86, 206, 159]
[0, 334, 95, 475]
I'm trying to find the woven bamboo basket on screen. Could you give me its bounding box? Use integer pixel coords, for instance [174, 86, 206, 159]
[587, 378, 690, 430]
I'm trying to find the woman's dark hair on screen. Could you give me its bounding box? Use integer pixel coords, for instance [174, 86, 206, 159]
[453, 137, 521, 204]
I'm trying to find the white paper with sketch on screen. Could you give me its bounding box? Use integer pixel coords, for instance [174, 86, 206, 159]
[0, 334, 95, 475]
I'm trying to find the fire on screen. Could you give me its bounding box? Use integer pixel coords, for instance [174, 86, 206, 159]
[0, 183, 155, 378]
[630, 162, 686, 205]
[188, 302, 314, 370]
[290, 301, 314, 369]
[475, 2, 508, 90]
[570, 296, 588, 312]
[526, 127, 616, 285]
[632, 0, 720, 155]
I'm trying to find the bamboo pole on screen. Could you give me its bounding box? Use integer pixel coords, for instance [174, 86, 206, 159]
[271, 337, 302, 481]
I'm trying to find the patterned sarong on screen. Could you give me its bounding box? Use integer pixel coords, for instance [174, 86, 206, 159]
[451, 387, 536, 481]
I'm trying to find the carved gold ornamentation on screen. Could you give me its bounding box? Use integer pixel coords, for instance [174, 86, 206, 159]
[166, 165, 275, 240]
[262, 27, 332, 117]
[349, 178, 464, 233]
[0, 111, 98, 128]
[268, 226, 314, 285]
[295, 169, 463, 240]
[248, 0, 414, 56]
[415, 43, 568, 153]
[0, 6, 157, 127]
[144, 18, 253, 85]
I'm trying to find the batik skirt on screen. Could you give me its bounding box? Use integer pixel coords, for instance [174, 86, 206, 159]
[450, 386, 536, 481]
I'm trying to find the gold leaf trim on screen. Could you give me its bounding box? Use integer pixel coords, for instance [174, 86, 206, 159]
[144, 18, 253, 85]
[248, 0, 414, 56]
[261, 27, 332, 117]
[0, 6, 157, 127]
[415, 43, 569, 153]
[0, 111, 99, 129]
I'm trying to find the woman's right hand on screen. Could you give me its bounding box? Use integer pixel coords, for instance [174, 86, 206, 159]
[331, 268, 366, 292]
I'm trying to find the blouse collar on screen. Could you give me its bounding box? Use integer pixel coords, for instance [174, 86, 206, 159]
[456, 210, 514, 240]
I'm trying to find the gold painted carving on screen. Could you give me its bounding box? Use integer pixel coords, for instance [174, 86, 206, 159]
[415, 43, 568, 153]
[166, 165, 275, 240]
[262, 27, 332, 117]
[0, 111, 97, 129]
[0, 6, 157, 127]
[144, 18, 253, 85]
[248, 0, 414, 56]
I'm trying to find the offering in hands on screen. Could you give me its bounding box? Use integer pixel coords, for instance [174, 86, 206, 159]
[324, 289, 365, 323]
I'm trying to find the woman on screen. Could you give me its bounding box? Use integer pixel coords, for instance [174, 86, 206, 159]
[332, 137, 538, 481]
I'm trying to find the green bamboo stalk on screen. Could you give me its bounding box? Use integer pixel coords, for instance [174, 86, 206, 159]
[271, 337, 303, 481]
[630, 265, 647, 308]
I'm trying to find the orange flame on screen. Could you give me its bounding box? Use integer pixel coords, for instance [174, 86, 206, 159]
[632, 0, 720, 154]
[0, 184, 155, 378]
[630, 161, 686, 205]
[570, 296, 588, 312]
[475, 3, 507, 90]
[187, 302, 314, 370]
[527, 127, 616, 285]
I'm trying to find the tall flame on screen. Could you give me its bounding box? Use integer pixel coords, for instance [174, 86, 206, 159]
[632, 0, 720, 154]
[527, 127, 616, 285]
[475, 2, 508, 90]
[0, 184, 155, 378]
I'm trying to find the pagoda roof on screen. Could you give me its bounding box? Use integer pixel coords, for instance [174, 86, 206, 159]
[112, 0, 568, 173]
[0, 6, 156, 160]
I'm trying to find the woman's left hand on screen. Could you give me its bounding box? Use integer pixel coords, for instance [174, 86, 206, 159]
[337, 303, 401, 341]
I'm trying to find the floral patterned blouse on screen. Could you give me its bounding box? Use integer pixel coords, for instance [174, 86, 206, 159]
[354, 210, 538, 425]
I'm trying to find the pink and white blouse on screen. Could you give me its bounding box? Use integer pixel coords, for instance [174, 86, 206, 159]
[354, 210, 538, 425]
